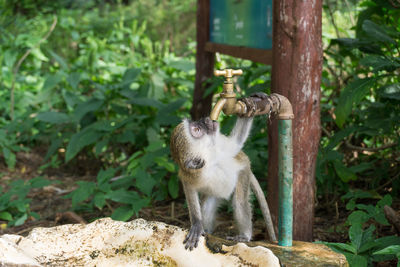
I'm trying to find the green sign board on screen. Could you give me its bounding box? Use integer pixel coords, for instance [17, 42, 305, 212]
[209, 0, 273, 50]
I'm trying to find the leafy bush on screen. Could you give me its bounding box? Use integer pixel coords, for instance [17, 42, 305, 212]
[322, 191, 400, 266]
[0, 177, 51, 226]
[318, 0, 400, 200]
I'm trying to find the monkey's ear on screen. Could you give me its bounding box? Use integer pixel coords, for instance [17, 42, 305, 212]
[190, 124, 205, 138]
[184, 158, 205, 169]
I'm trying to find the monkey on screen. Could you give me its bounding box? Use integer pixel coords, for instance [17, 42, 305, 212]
[170, 115, 276, 250]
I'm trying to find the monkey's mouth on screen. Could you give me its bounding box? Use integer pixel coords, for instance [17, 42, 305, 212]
[205, 117, 218, 134]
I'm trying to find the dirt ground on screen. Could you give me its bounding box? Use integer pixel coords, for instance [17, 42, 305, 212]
[0, 151, 395, 248]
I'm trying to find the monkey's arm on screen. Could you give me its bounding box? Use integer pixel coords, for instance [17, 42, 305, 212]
[230, 117, 254, 150]
[182, 182, 205, 250]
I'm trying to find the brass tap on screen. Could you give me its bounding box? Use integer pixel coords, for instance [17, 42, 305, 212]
[210, 69, 247, 121]
[209, 69, 294, 121]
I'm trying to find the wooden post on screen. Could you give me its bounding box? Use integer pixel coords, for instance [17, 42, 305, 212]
[268, 0, 322, 241]
[191, 0, 215, 120]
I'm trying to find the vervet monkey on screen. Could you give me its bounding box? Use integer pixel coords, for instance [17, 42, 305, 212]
[170, 116, 276, 250]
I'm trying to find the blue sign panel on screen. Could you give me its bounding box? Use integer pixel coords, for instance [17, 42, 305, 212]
[209, 0, 273, 50]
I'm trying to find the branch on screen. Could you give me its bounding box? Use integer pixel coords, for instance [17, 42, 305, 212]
[10, 16, 58, 121]
[384, 205, 400, 234]
[389, 0, 400, 8]
[343, 0, 355, 26]
[345, 140, 398, 152]
[326, 1, 340, 38]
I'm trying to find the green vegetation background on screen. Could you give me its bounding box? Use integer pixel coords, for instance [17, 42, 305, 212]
[0, 0, 399, 265]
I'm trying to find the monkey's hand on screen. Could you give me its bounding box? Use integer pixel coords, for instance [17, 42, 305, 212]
[250, 92, 268, 99]
[184, 157, 205, 169]
[184, 221, 205, 250]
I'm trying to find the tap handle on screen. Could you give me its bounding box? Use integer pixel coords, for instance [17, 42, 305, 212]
[214, 69, 243, 78]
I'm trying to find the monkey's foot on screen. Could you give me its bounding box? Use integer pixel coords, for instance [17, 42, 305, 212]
[226, 235, 251, 242]
[183, 222, 205, 251]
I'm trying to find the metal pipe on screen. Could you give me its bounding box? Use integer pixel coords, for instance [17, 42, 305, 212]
[278, 119, 293, 246]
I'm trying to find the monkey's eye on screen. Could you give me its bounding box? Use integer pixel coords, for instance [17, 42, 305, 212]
[190, 125, 204, 138]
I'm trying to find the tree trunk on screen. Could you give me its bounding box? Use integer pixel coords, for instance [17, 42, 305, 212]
[268, 0, 322, 241]
[192, 0, 215, 120]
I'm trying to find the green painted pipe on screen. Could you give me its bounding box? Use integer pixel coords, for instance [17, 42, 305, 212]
[278, 119, 293, 246]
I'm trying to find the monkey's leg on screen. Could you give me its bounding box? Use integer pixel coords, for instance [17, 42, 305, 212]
[201, 196, 221, 234]
[228, 171, 252, 242]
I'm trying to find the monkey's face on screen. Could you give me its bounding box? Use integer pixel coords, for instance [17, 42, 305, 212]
[189, 117, 218, 139]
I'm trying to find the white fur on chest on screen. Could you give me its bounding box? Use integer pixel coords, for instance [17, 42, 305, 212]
[197, 157, 243, 199]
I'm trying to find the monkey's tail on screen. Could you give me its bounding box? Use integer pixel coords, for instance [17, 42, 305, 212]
[249, 173, 277, 242]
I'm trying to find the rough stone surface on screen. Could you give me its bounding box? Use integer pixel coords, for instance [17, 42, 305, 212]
[0, 218, 280, 267]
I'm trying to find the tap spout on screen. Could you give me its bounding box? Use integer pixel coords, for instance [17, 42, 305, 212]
[210, 98, 226, 121]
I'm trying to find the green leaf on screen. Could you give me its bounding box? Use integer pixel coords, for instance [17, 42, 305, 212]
[2, 147, 16, 169]
[373, 245, 400, 256]
[375, 236, 400, 248]
[94, 192, 106, 209]
[325, 127, 356, 151]
[97, 168, 116, 185]
[129, 97, 162, 108]
[111, 205, 134, 221]
[4, 49, 17, 68]
[73, 99, 103, 122]
[333, 160, 357, 182]
[44, 138, 63, 162]
[42, 73, 63, 91]
[168, 175, 179, 199]
[150, 72, 164, 100]
[347, 210, 369, 226]
[156, 98, 186, 125]
[14, 214, 28, 226]
[155, 157, 175, 172]
[115, 131, 135, 144]
[29, 177, 51, 188]
[350, 224, 375, 252]
[108, 189, 139, 204]
[36, 111, 70, 124]
[31, 47, 48, 61]
[348, 163, 373, 174]
[15, 201, 28, 213]
[69, 181, 96, 207]
[325, 242, 357, 254]
[347, 254, 368, 267]
[349, 224, 364, 251]
[135, 170, 156, 196]
[122, 68, 141, 85]
[146, 127, 161, 143]
[48, 49, 68, 69]
[65, 128, 103, 162]
[130, 198, 150, 215]
[67, 72, 81, 89]
[377, 195, 392, 208]
[168, 59, 195, 72]
[360, 56, 400, 72]
[379, 83, 400, 100]
[95, 139, 109, 156]
[335, 78, 375, 128]
[0, 211, 12, 221]
[30, 212, 40, 220]
[110, 176, 135, 190]
[362, 20, 396, 45]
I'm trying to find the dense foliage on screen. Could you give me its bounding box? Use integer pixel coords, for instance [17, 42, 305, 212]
[0, 0, 399, 265]
[320, 1, 400, 265]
